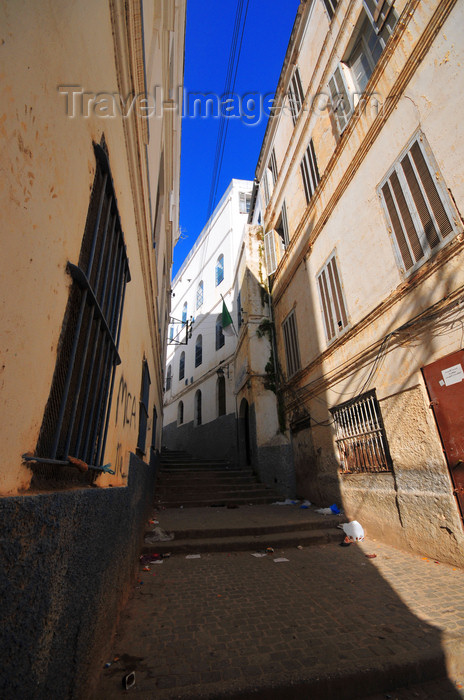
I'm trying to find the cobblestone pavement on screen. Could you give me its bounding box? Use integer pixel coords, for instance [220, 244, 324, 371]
[93, 539, 464, 699]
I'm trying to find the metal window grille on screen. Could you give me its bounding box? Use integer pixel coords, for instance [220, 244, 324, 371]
[215, 255, 224, 286]
[262, 170, 270, 205]
[317, 253, 348, 342]
[137, 359, 151, 454]
[300, 140, 320, 205]
[196, 281, 204, 309]
[282, 310, 301, 378]
[322, 0, 338, 20]
[178, 401, 184, 425]
[216, 315, 225, 350]
[195, 335, 203, 367]
[166, 365, 172, 391]
[331, 390, 392, 473]
[217, 376, 226, 416]
[379, 134, 457, 275]
[288, 68, 305, 125]
[35, 142, 130, 474]
[179, 351, 185, 380]
[195, 390, 202, 426]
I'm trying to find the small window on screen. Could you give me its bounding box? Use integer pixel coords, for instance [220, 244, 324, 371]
[169, 326, 174, 341]
[317, 252, 348, 343]
[179, 351, 185, 380]
[322, 0, 338, 21]
[379, 133, 458, 276]
[275, 202, 290, 248]
[330, 390, 392, 473]
[237, 291, 242, 330]
[196, 281, 204, 309]
[282, 309, 301, 378]
[194, 390, 202, 426]
[177, 401, 184, 426]
[182, 302, 187, 325]
[195, 335, 203, 367]
[239, 192, 251, 214]
[215, 255, 224, 286]
[300, 140, 320, 205]
[216, 315, 225, 350]
[166, 364, 172, 391]
[329, 7, 398, 133]
[217, 375, 226, 416]
[288, 67, 305, 125]
[137, 359, 151, 455]
[269, 149, 278, 187]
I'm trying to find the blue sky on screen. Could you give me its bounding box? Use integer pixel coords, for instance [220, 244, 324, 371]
[174, 0, 301, 277]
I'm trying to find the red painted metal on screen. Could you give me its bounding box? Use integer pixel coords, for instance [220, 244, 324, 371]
[422, 349, 464, 522]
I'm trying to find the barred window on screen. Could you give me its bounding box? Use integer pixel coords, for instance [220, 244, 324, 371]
[177, 401, 184, 426]
[317, 252, 348, 343]
[194, 390, 202, 426]
[300, 140, 320, 205]
[269, 149, 278, 186]
[179, 351, 185, 380]
[379, 133, 458, 275]
[195, 335, 203, 367]
[137, 359, 151, 455]
[166, 364, 172, 391]
[330, 390, 392, 473]
[282, 309, 301, 378]
[34, 142, 130, 480]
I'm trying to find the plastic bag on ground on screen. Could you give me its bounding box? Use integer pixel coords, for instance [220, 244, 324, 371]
[341, 521, 364, 542]
[144, 526, 174, 543]
[272, 498, 299, 506]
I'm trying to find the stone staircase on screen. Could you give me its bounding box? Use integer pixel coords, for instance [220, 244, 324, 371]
[154, 449, 282, 509]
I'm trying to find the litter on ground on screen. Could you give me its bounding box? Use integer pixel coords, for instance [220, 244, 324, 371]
[341, 521, 364, 542]
[251, 552, 267, 558]
[274, 558, 289, 563]
[144, 526, 174, 543]
[185, 554, 201, 559]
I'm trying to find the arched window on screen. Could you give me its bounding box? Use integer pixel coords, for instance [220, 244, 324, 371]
[194, 390, 202, 426]
[196, 281, 204, 309]
[179, 351, 185, 380]
[195, 335, 203, 367]
[215, 255, 224, 286]
[182, 302, 188, 325]
[177, 401, 184, 426]
[215, 314, 225, 350]
[166, 364, 172, 391]
[217, 375, 226, 416]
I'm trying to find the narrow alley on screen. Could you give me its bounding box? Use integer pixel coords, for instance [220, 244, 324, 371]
[93, 502, 464, 699]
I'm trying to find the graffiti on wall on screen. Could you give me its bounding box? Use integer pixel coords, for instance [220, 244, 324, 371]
[115, 375, 137, 428]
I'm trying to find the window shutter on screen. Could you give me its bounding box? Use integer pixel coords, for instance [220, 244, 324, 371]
[317, 254, 348, 342]
[282, 310, 301, 378]
[264, 230, 278, 275]
[379, 134, 457, 275]
[329, 65, 352, 132]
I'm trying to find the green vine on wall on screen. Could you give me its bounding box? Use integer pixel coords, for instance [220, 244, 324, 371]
[256, 319, 286, 433]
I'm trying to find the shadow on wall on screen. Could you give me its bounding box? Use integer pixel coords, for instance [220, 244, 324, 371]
[0, 452, 157, 700]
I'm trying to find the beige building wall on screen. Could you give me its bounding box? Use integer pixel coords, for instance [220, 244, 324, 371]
[0, 0, 185, 494]
[256, 0, 464, 565]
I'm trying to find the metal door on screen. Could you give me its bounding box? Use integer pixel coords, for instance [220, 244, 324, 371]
[422, 350, 464, 521]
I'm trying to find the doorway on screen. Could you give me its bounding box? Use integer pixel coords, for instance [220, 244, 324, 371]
[239, 398, 252, 466]
[422, 349, 464, 523]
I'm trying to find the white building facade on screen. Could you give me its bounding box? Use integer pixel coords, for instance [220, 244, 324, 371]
[163, 180, 253, 465]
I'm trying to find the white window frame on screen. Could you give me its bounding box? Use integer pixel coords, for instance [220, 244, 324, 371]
[317, 251, 349, 344]
[300, 139, 321, 204]
[378, 131, 461, 277]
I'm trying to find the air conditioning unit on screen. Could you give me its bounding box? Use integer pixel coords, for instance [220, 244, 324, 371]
[263, 229, 285, 276]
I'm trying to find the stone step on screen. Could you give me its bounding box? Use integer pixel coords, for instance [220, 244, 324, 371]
[141, 526, 342, 554]
[155, 494, 280, 508]
[157, 469, 255, 481]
